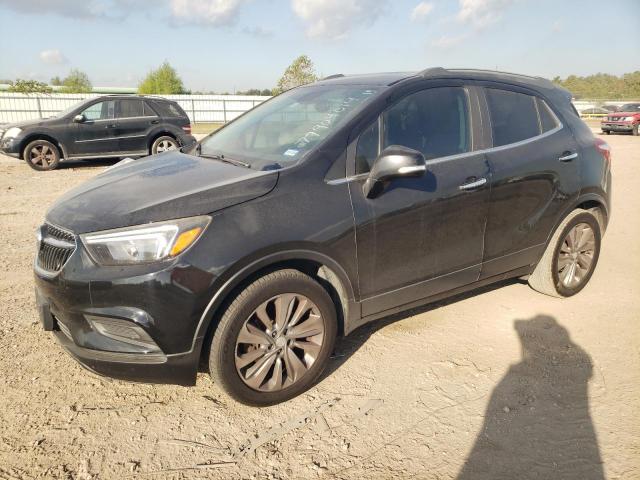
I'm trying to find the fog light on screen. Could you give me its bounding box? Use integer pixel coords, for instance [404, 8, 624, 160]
[86, 315, 161, 353]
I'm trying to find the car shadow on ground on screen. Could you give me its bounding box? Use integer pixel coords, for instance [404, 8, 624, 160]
[56, 157, 123, 170]
[324, 296, 604, 479]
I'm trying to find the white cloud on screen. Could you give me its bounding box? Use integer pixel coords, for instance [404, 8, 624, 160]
[291, 0, 386, 40]
[431, 34, 468, 49]
[170, 0, 245, 26]
[457, 0, 515, 28]
[0, 0, 129, 19]
[39, 49, 68, 65]
[410, 2, 434, 22]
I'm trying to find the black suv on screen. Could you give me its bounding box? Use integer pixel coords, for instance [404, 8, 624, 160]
[34, 69, 612, 405]
[0, 95, 195, 170]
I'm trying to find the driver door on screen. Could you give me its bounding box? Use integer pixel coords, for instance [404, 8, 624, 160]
[71, 100, 119, 156]
[348, 85, 491, 317]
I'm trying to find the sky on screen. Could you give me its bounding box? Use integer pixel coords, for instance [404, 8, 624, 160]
[0, 0, 638, 92]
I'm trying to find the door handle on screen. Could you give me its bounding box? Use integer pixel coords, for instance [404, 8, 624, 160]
[459, 177, 487, 191]
[559, 151, 578, 162]
[150, 119, 160, 124]
[106, 123, 117, 129]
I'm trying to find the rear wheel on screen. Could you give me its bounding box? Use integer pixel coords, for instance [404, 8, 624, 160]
[528, 210, 601, 298]
[23, 139, 60, 171]
[151, 135, 178, 155]
[209, 269, 337, 406]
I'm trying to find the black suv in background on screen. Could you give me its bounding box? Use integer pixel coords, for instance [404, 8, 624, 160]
[34, 68, 612, 405]
[0, 95, 195, 170]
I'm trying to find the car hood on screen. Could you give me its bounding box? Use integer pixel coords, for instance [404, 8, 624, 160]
[609, 111, 639, 117]
[6, 117, 59, 129]
[46, 152, 278, 233]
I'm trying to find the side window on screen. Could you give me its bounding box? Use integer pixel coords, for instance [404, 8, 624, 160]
[118, 99, 145, 118]
[80, 101, 115, 121]
[143, 101, 158, 117]
[355, 120, 379, 174]
[536, 97, 559, 133]
[485, 89, 540, 147]
[383, 87, 470, 160]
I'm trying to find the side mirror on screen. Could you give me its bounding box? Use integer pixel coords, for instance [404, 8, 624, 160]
[73, 114, 85, 123]
[363, 145, 426, 198]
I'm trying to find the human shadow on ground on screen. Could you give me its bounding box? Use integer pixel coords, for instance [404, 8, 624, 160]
[456, 315, 605, 480]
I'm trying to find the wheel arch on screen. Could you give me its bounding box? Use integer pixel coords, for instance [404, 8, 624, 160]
[545, 193, 609, 250]
[193, 249, 358, 364]
[19, 133, 67, 159]
[147, 129, 178, 152]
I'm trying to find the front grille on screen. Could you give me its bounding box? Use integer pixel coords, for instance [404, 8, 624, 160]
[36, 223, 76, 273]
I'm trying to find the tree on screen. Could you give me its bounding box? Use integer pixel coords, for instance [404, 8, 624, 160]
[50, 76, 62, 86]
[8, 79, 52, 94]
[552, 71, 640, 100]
[138, 62, 185, 94]
[273, 55, 318, 95]
[61, 69, 92, 93]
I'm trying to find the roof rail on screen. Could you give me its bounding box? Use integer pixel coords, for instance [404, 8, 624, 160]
[322, 74, 345, 80]
[419, 67, 450, 78]
[448, 68, 548, 82]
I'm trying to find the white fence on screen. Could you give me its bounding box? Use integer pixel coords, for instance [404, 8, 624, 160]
[0, 93, 271, 124]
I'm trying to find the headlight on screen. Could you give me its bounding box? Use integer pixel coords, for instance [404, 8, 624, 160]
[81, 216, 210, 266]
[3, 127, 21, 139]
[623, 116, 635, 122]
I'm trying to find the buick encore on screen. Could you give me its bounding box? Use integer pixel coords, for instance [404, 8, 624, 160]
[34, 68, 612, 405]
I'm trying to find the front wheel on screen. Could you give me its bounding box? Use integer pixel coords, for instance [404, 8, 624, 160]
[150, 136, 178, 155]
[23, 139, 60, 171]
[209, 269, 337, 406]
[528, 210, 601, 297]
[632, 124, 639, 136]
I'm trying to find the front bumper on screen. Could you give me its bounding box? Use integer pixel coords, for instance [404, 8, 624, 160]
[601, 122, 635, 132]
[34, 234, 215, 386]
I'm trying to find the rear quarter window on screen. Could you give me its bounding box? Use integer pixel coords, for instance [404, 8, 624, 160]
[149, 100, 186, 118]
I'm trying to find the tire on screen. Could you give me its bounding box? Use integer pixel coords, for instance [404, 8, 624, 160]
[209, 269, 337, 406]
[23, 139, 60, 171]
[632, 124, 639, 136]
[528, 210, 601, 298]
[602, 130, 610, 135]
[150, 135, 178, 155]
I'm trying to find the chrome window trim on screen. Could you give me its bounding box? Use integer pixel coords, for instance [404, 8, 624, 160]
[327, 121, 563, 186]
[117, 115, 159, 120]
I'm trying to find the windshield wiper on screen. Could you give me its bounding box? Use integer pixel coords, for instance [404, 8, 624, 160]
[199, 152, 251, 169]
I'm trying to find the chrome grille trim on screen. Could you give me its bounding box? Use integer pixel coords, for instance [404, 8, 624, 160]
[36, 223, 76, 274]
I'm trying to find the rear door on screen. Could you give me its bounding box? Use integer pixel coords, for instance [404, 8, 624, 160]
[479, 86, 580, 278]
[71, 100, 118, 156]
[348, 85, 492, 317]
[116, 98, 157, 154]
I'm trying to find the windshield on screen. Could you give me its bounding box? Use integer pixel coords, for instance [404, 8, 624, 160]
[199, 85, 381, 170]
[619, 103, 640, 112]
[52, 98, 94, 118]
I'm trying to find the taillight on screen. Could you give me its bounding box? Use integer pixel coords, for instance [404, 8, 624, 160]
[182, 124, 191, 134]
[594, 138, 611, 166]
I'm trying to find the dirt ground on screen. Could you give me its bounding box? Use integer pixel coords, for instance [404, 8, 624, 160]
[0, 132, 638, 480]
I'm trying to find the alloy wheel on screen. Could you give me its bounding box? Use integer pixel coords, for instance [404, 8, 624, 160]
[234, 293, 325, 392]
[156, 139, 177, 152]
[557, 222, 596, 288]
[29, 144, 56, 167]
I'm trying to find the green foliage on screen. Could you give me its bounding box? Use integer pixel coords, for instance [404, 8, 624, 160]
[138, 62, 185, 95]
[273, 55, 318, 95]
[236, 88, 273, 96]
[7, 79, 52, 94]
[61, 69, 92, 93]
[553, 71, 640, 100]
